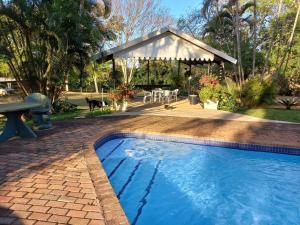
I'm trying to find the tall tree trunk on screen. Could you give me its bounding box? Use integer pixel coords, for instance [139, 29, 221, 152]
[282, 47, 292, 77]
[93, 75, 99, 93]
[65, 74, 69, 92]
[252, 0, 257, 77]
[262, 0, 283, 76]
[275, 1, 300, 79]
[233, 39, 239, 85]
[235, 0, 244, 84]
[92, 63, 99, 93]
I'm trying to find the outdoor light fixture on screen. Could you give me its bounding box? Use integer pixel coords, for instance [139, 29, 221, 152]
[188, 76, 192, 95]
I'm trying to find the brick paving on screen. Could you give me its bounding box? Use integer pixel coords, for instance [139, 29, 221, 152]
[0, 115, 299, 225]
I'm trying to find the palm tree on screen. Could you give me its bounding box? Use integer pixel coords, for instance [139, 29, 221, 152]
[203, 0, 254, 86]
[262, 0, 283, 77]
[275, 0, 300, 79]
[252, 0, 257, 77]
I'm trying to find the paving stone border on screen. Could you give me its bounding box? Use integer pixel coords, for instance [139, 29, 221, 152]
[0, 115, 299, 225]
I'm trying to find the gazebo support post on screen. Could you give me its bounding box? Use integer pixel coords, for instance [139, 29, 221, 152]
[112, 58, 116, 76]
[112, 58, 117, 89]
[177, 60, 181, 76]
[147, 60, 150, 85]
[218, 61, 225, 81]
[207, 63, 210, 76]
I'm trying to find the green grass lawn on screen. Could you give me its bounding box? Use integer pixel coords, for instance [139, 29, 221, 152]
[0, 108, 111, 132]
[237, 108, 300, 123]
[0, 91, 113, 132]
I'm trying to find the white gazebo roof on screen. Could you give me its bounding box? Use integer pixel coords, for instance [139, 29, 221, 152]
[98, 27, 237, 64]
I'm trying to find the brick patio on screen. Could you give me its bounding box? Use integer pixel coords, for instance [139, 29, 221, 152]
[0, 115, 299, 225]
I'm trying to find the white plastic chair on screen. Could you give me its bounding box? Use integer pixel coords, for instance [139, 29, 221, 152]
[143, 91, 152, 104]
[171, 89, 179, 101]
[152, 89, 163, 103]
[162, 90, 171, 104]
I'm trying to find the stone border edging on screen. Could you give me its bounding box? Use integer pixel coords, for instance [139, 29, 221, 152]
[83, 129, 300, 225]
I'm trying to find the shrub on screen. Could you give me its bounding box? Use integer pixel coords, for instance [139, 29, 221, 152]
[199, 75, 222, 103]
[218, 92, 238, 111]
[200, 75, 219, 86]
[241, 76, 264, 107]
[241, 76, 278, 107]
[262, 81, 278, 104]
[199, 84, 222, 103]
[52, 99, 77, 113]
[198, 76, 241, 111]
[218, 85, 239, 112]
[279, 98, 298, 110]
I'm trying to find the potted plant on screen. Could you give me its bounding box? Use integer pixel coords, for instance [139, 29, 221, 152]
[108, 90, 122, 111]
[199, 75, 221, 110]
[118, 84, 135, 112]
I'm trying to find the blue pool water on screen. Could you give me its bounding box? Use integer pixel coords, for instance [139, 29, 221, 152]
[96, 137, 300, 225]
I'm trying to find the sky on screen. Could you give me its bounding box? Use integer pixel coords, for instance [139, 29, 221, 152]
[160, 0, 201, 19]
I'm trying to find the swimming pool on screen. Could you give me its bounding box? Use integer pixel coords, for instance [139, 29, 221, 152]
[95, 135, 300, 225]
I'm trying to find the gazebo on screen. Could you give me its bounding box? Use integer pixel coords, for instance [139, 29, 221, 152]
[97, 27, 237, 84]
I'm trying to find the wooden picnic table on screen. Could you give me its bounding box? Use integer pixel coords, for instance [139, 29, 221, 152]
[0, 102, 41, 142]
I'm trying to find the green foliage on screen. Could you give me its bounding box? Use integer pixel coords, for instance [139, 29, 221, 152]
[261, 80, 278, 104]
[199, 84, 222, 103]
[85, 61, 112, 90]
[0, 0, 113, 101]
[241, 77, 265, 107]
[238, 108, 300, 123]
[50, 109, 84, 121]
[198, 77, 240, 112]
[279, 98, 298, 110]
[178, 0, 300, 92]
[218, 79, 240, 112]
[52, 99, 77, 113]
[0, 57, 9, 77]
[132, 60, 174, 85]
[241, 76, 278, 107]
[170, 73, 185, 90]
[85, 108, 112, 118]
[218, 90, 239, 112]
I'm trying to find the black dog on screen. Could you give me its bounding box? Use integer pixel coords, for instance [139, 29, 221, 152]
[85, 97, 107, 111]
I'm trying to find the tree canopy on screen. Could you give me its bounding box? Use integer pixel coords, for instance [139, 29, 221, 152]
[178, 0, 300, 93]
[0, 0, 113, 101]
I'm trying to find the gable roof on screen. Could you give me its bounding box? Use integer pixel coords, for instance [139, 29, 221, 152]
[98, 27, 237, 64]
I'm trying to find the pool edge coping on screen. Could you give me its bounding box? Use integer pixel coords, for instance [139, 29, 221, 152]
[95, 132, 300, 156]
[84, 130, 300, 225]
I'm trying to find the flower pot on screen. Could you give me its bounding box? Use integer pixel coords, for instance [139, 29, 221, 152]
[113, 102, 121, 111]
[121, 101, 128, 112]
[203, 100, 218, 110]
[189, 95, 199, 105]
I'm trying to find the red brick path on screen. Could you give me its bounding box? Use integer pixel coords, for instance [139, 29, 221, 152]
[0, 116, 299, 225]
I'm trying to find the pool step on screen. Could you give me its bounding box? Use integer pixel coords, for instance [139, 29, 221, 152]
[117, 160, 143, 199]
[131, 160, 161, 225]
[101, 140, 125, 162]
[117, 161, 160, 222]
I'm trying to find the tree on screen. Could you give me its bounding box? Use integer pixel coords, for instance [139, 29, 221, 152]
[275, 0, 300, 79]
[201, 0, 254, 85]
[178, 0, 299, 96]
[262, 0, 283, 76]
[252, 0, 257, 77]
[0, 0, 113, 102]
[85, 60, 111, 93]
[109, 0, 174, 84]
